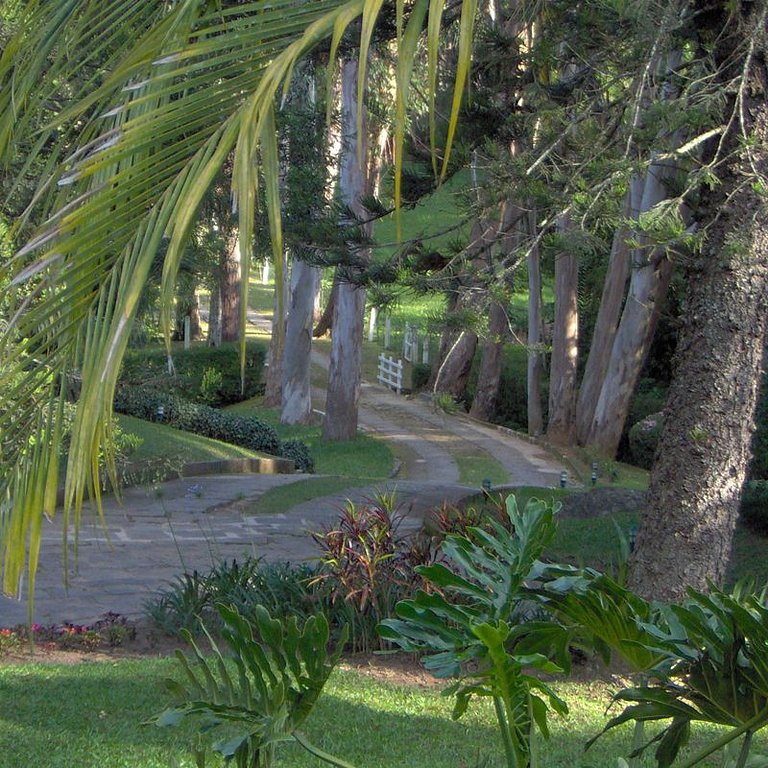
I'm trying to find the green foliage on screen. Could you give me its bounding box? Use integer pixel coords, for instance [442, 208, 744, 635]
[120, 343, 267, 407]
[114, 386, 303, 461]
[199, 366, 225, 405]
[740, 481, 768, 537]
[144, 559, 319, 638]
[411, 362, 432, 391]
[277, 438, 315, 473]
[311, 495, 427, 654]
[379, 496, 571, 768]
[152, 604, 354, 768]
[627, 412, 665, 470]
[540, 572, 768, 768]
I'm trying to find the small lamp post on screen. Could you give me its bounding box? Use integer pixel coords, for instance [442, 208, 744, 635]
[628, 524, 639, 553]
[156, 404, 165, 422]
[559, 470, 567, 488]
[591, 461, 598, 486]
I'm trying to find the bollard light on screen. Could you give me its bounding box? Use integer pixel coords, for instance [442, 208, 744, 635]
[591, 461, 598, 486]
[559, 471, 567, 488]
[156, 404, 165, 421]
[628, 524, 639, 553]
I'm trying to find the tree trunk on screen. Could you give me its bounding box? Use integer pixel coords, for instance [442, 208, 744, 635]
[220, 234, 241, 343]
[469, 298, 508, 420]
[629, 3, 768, 601]
[433, 329, 478, 401]
[281, 259, 320, 424]
[583, 51, 685, 456]
[313, 273, 337, 337]
[547, 215, 579, 444]
[323, 58, 369, 441]
[584, 153, 680, 456]
[527, 210, 544, 436]
[207, 283, 221, 346]
[263, 248, 289, 406]
[575, 180, 639, 444]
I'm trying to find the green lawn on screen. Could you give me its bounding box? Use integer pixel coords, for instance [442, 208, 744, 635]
[0, 657, 758, 767]
[118, 415, 264, 464]
[228, 402, 395, 479]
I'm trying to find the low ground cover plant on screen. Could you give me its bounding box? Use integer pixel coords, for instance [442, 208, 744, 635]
[0, 612, 136, 653]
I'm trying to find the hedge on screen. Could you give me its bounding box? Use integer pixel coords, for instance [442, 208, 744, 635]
[120, 342, 267, 406]
[113, 386, 314, 472]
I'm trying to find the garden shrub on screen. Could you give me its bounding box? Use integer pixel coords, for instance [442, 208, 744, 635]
[113, 385, 284, 456]
[278, 438, 315, 473]
[627, 411, 664, 470]
[144, 559, 321, 636]
[740, 480, 768, 536]
[411, 362, 431, 392]
[120, 342, 267, 406]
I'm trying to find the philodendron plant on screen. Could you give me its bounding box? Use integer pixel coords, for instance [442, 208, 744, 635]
[151, 604, 355, 768]
[379, 495, 573, 768]
[541, 572, 768, 768]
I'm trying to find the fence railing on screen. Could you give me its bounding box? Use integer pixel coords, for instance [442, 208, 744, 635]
[377, 353, 404, 394]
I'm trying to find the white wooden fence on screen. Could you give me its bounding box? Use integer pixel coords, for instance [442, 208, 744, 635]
[377, 353, 404, 394]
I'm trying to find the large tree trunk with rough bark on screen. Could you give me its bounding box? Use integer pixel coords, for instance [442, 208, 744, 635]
[629, 3, 768, 601]
[281, 259, 320, 424]
[220, 234, 241, 343]
[547, 216, 579, 443]
[469, 298, 508, 420]
[323, 58, 369, 441]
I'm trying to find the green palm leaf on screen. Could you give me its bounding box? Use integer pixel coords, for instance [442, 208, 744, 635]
[0, 0, 476, 602]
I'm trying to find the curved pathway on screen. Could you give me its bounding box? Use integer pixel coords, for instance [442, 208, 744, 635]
[0, 333, 565, 627]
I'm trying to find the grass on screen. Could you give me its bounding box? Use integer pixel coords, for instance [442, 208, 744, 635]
[240, 476, 373, 516]
[0, 656, 757, 767]
[119, 415, 264, 464]
[456, 452, 511, 486]
[466, 487, 768, 587]
[227, 401, 395, 478]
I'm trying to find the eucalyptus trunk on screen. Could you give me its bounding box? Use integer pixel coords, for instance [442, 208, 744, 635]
[323, 58, 368, 441]
[547, 215, 579, 444]
[584, 155, 679, 456]
[469, 299, 508, 421]
[263, 248, 289, 406]
[313, 274, 337, 337]
[281, 258, 320, 424]
[575, 179, 640, 444]
[583, 50, 684, 457]
[433, 329, 478, 401]
[629, 3, 768, 601]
